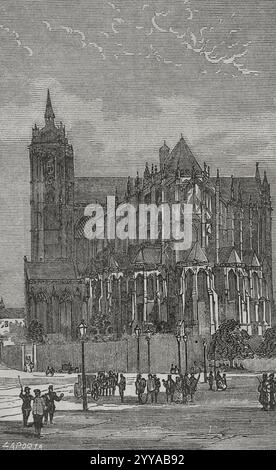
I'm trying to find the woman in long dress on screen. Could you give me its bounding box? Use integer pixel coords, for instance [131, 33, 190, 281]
[174, 376, 183, 403]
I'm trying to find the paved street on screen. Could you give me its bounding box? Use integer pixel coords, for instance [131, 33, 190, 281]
[0, 366, 275, 450]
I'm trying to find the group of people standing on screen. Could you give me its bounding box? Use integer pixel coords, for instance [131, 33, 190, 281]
[135, 374, 161, 404]
[258, 373, 276, 411]
[207, 370, 227, 391]
[134, 372, 200, 405]
[19, 385, 64, 438]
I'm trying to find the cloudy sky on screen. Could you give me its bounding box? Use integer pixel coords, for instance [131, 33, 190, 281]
[0, 0, 275, 306]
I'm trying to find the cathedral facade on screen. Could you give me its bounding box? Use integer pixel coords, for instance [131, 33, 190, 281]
[24, 91, 274, 341]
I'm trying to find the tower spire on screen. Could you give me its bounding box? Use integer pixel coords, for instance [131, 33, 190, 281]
[44, 89, 55, 125]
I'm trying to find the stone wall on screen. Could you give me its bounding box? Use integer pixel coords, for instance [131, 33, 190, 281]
[2, 333, 206, 373]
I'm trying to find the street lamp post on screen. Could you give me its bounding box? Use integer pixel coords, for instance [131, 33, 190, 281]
[145, 327, 152, 374]
[183, 333, 188, 372]
[134, 324, 141, 373]
[175, 332, 181, 374]
[78, 320, 88, 411]
[203, 338, 207, 383]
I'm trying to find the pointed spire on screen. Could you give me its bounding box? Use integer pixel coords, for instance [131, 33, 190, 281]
[126, 176, 131, 196]
[255, 162, 261, 184]
[0, 297, 5, 309]
[44, 89, 55, 125]
[144, 162, 150, 179]
[135, 171, 140, 192]
[263, 170, 269, 188]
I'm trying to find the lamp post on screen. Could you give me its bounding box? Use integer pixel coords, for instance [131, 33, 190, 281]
[203, 338, 207, 383]
[78, 320, 88, 411]
[145, 327, 152, 374]
[183, 333, 188, 372]
[134, 324, 141, 373]
[175, 331, 181, 374]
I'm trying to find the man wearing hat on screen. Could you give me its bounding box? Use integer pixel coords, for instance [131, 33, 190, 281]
[19, 385, 34, 427]
[32, 389, 46, 438]
[43, 385, 64, 425]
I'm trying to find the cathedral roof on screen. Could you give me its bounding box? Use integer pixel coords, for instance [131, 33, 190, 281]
[186, 242, 209, 263]
[243, 250, 260, 267]
[210, 177, 261, 204]
[25, 260, 78, 280]
[74, 177, 128, 205]
[165, 135, 202, 175]
[219, 246, 242, 264]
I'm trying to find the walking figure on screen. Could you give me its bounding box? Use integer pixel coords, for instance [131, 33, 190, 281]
[19, 386, 34, 427]
[162, 375, 175, 403]
[153, 375, 161, 403]
[118, 373, 126, 403]
[190, 373, 200, 403]
[146, 374, 155, 403]
[207, 371, 214, 391]
[43, 385, 64, 425]
[182, 372, 190, 404]
[135, 374, 146, 404]
[32, 389, 46, 438]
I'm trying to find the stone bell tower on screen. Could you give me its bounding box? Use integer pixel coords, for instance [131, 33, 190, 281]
[29, 90, 74, 261]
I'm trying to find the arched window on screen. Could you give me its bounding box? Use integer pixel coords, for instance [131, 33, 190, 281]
[198, 270, 208, 302]
[238, 274, 244, 299]
[136, 274, 144, 297]
[228, 270, 237, 301]
[252, 272, 259, 300]
[158, 275, 164, 296]
[147, 275, 155, 300]
[185, 270, 193, 325]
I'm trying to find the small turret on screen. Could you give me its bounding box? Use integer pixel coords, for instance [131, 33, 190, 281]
[159, 140, 170, 169]
[144, 162, 150, 179]
[263, 170, 269, 190]
[255, 162, 261, 184]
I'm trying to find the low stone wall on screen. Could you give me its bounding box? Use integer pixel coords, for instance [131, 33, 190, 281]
[242, 358, 276, 373]
[2, 333, 205, 373]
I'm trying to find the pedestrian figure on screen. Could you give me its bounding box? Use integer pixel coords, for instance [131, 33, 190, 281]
[32, 389, 46, 438]
[162, 374, 175, 403]
[215, 370, 223, 390]
[222, 373, 227, 391]
[19, 386, 34, 427]
[208, 371, 214, 391]
[174, 365, 179, 375]
[153, 375, 161, 403]
[182, 372, 190, 404]
[118, 373, 126, 403]
[43, 385, 64, 425]
[258, 373, 269, 411]
[174, 376, 183, 403]
[190, 373, 200, 403]
[135, 374, 146, 404]
[146, 374, 155, 403]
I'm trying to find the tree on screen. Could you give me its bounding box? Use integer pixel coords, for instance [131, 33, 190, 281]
[209, 319, 253, 367]
[27, 319, 44, 343]
[256, 327, 276, 357]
